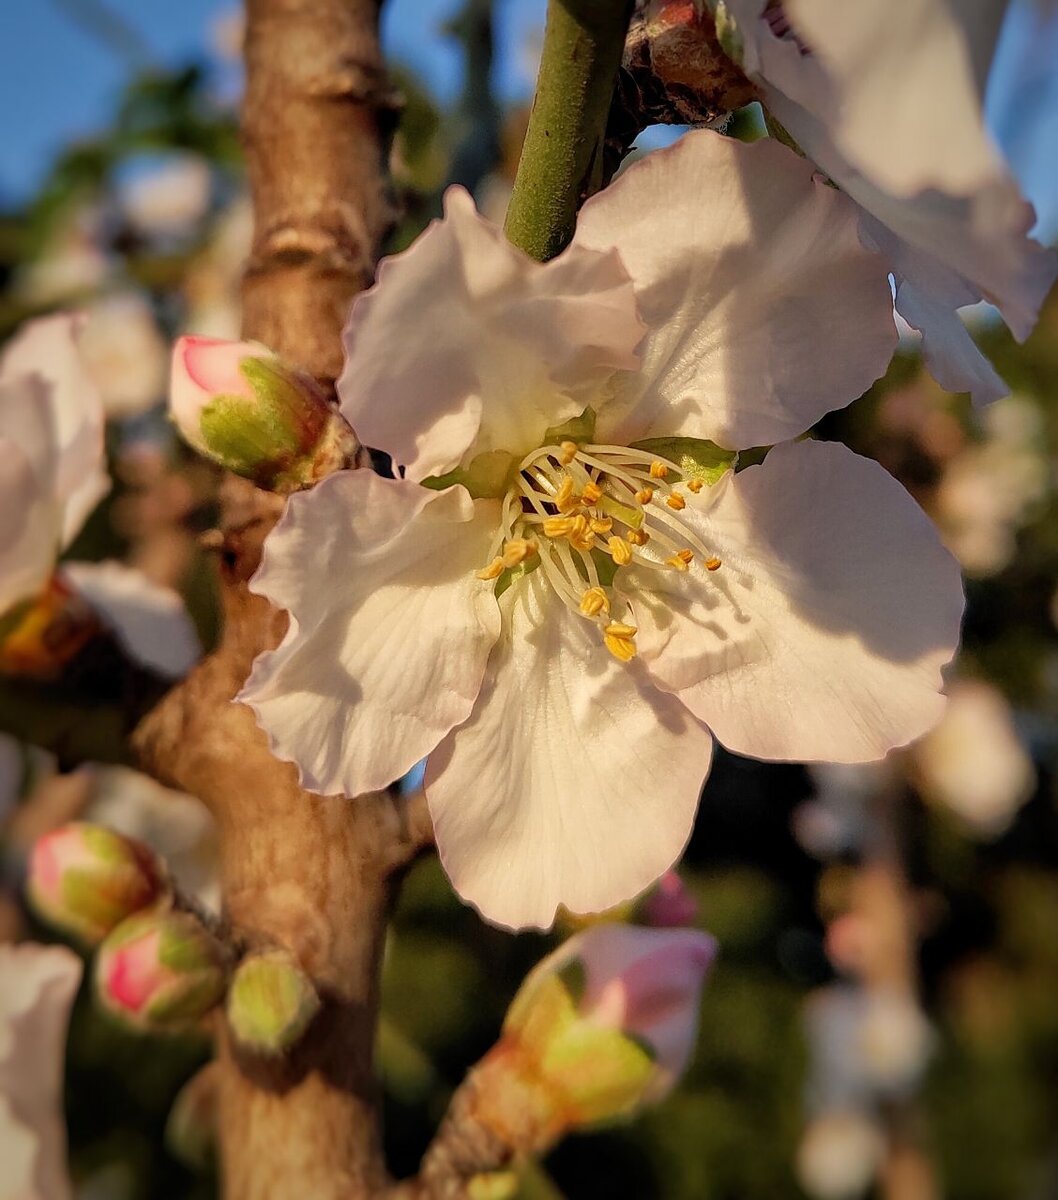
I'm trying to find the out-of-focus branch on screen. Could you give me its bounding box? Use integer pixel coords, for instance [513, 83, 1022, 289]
[504, 0, 634, 261]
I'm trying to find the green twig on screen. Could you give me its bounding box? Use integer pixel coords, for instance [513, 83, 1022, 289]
[504, 0, 633, 263]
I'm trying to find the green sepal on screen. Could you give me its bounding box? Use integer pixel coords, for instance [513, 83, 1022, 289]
[630, 437, 737, 486]
[597, 494, 644, 529]
[543, 406, 597, 446]
[590, 551, 619, 589]
[422, 450, 517, 500]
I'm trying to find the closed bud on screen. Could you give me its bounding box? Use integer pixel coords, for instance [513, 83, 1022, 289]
[226, 949, 320, 1056]
[469, 925, 716, 1151]
[27, 822, 166, 945]
[169, 335, 355, 491]
[95, 906, 228, 1031]
[639, 870, 699, 928]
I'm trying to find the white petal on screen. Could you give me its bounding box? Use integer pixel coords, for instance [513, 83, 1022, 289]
[242, 471, 501, 796]
[338, 187, 644, 480]
[0, 379, 63, 616]
[785, 0, 1008, 196]
[0, 313, 109, 546]
[0, 943, 82, 1200]
[632, 440, 964, 763]
[573, 130, 896, 450]
[59, 561, 202, 678]
[425, 570, 713, 931]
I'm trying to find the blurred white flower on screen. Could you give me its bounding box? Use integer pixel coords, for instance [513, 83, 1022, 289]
[17, 211, 109, 307]
[796, 1110, 885, 1200]
[0, 943, 82, 1200]
[59, 561, 201, 679]
[793, 763, 889, 859]
[86, 766, 219, 914]
[912, 679, 1035, 837]
[80, 293, 168, 419]
[183, 197, 252, 340]
[120, 154, 212, 239]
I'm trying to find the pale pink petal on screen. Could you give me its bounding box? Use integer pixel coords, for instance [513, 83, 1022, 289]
[60, 561, 202, 678]
[0, 943, 82, 1200]
[784, 0, 1008, 196]
[425, 571, 713, 931]
[242, 471, 501, 796]
[631, 440, 964, 763]
[0, 313, 109, 547]
[0, 378, 63, 616]
[573, 130, 896, 450]
[338, 187, 645, 480]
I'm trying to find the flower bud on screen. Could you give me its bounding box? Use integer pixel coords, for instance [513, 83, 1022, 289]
[226, 949, 320, 1056]
[27, 822, 167, 945]
[473, 925, 716, 1147]
[95, 906, 228, 1031]
[169, 335, 354, 490]
[639, 870, 699, 928]
[165, 1062, 219, 1170]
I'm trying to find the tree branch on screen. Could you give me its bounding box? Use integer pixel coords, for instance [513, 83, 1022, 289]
[503, 0, 634, 262]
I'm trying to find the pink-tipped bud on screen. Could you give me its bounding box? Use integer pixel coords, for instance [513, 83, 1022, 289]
[169, 335, 352, 491]
[27, 822, 167, 945]
[639, 870, 699, 928]
[483, 925, 717, 1138]
[95, 907, 228, 1031]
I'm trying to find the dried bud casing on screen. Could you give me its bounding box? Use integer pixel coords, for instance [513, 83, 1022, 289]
[27, 822, 167, 945]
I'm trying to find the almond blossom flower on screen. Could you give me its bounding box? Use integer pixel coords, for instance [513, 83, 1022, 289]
[240, 130, 964, 930]
[721, 0, 1058, 404]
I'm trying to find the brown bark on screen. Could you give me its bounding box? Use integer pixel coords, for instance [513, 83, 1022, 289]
[134, 2, 405, 1196]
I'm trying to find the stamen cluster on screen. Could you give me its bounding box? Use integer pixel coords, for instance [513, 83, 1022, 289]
[476, 440, 722, 661]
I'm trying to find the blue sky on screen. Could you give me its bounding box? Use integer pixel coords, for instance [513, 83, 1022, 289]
[1, 0, 1055, 239]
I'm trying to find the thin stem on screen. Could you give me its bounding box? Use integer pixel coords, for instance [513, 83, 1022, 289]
[503, 0, 633, 263]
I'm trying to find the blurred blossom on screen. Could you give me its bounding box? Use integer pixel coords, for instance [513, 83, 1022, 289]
[183, 197, 252, 340]
[60, 562, 201, 679]
[793, 763, 889, 859]
[796, 1110, 885, 1200]
[727, 0, 1058, 403]
[79, 293, 168, 419]
[0, 315, 108, 617]
[16, 210, 109, 307]
[241, 131, 963, 930]
[119, 154, 212, 239]
[805, 985, 933, 1111]
[933, 396, 1048, 576]
[0, 943, 82, 1200]
[911, 679, 1035, 837]
[85, 767, 219, 914]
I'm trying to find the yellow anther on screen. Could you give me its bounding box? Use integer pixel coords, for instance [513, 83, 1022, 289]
[649, 461, 669, 480]
[603, 621, 638, 663]
[579, 587, 610, 617]
[502, 538, 537, 568]
[705, 556, 723, 571]
[590, 516, 614, 534]
[581, 480, 603, 505]
[607, 536, 633, 566]
[635, 487, 654, 505]
[571, 531, 596, 552]
[626, 529, 650, 547]
[476, 557, 506, 581]
[559, 440, 578, 465]
[555, 476, 577, 511]
[686, 478, 705, 493]
[569, 514, 590, 541]
[543, 517, 575, 538]
[676, 548, 694, 564]
[666, 491, 687, 511]
[665, 556, 689, 572]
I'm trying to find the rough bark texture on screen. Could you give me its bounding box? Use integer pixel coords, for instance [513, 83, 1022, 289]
[134, 2, 402, 1196]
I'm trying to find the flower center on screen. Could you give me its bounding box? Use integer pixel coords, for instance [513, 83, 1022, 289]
[476, 440, 722, 662]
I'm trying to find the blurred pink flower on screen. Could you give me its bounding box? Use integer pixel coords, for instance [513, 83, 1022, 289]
[241, 130, 963, 930]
